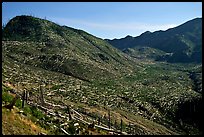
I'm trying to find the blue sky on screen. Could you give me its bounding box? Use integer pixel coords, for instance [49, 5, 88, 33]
[2, 2, 202, 39]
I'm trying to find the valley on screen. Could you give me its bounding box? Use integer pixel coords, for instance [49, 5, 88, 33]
[2, 15, 202, 135]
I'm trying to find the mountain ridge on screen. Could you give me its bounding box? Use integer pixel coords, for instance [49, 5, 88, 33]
[106, 17, 202, 63]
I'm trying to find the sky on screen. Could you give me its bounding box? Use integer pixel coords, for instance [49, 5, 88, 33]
[2, 2, 202, 39]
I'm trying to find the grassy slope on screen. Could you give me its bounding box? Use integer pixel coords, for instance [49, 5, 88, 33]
[2, 107, 47, 135]
[2, 84, 49, 135]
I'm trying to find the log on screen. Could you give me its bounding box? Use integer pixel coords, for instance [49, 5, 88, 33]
[73, 115, 128, 135]
[60, 127, 70, 135]
[71, 108, 83, 119]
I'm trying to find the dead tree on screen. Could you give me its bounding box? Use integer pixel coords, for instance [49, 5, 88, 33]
[67, 105, 72, 120]
[114, 120, 117, 130]
[120, 119, 123, 132]
[4, 95, 20, 111]
[132, 126, 135, 135]
[39, 85, 45, 106]
[108, 109, 111, 129]
[128, 122, 131, 134]
[88, 121, 95, 130]
[98, 117, 101, 125]
[48, 80, 51, 92]
[22, 90, 26, 108]
[25, 90, 28, 103]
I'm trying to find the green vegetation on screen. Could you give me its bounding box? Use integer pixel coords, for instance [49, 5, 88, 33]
[2, 88, 48, 134]
[2, 107, 48, 135]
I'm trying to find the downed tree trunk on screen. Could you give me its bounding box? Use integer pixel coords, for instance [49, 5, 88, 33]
[73, 115, 128, 135]
[60, 127, 70, 135]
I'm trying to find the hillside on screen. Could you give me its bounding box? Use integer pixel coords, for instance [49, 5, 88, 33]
[2, 15, 137, 82]
[106, 18, 202, 63]
[2, 15, 202, 135]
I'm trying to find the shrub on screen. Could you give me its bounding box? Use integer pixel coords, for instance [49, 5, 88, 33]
[2, 91, 14, 103]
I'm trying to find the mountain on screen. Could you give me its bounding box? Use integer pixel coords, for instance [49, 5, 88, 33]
[2, 15, 137, 82]
[2, 15, 202, 135]
[106, 18, 202, 63]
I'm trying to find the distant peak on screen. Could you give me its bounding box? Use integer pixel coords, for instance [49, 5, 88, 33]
[125, 35, 133, 38]
[186, 17, 202, 23]
[124, 35, 134, 39]
[140, 31, 151, 36]
[192, 17, 202, 20]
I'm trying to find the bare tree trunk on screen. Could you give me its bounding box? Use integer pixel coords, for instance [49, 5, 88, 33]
[22, 90, 26, 108]
[114, 120, 117, 130]
[128, 122, 131, 134]
[108, 109, 111, 129]
[39, 85, 44, 106]
[98, 117, 101, 125]
[25, 90, 28, 103]
[49, 80, 50, 92]
[120, 119, 123, 132]
[67, 105, 72, 120]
